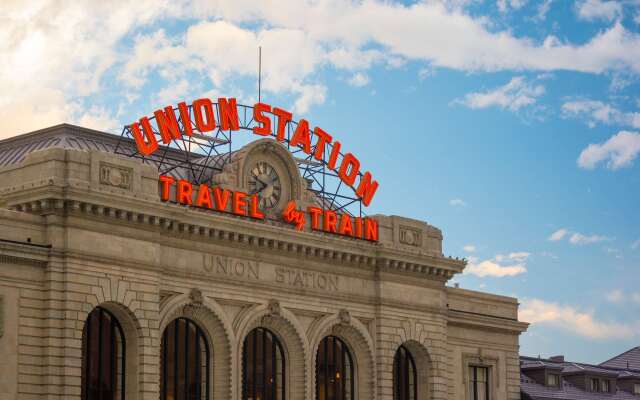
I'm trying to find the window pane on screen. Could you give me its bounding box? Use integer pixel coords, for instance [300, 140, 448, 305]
[316, 336, 354, 400]
[393, 346, 418, 400]
[81, 307, 125, 400]
[160, 318, 209, 400]
[468, 366, 490, 400]
[243, 328, 285, 400]
[467, 367, 474, 400]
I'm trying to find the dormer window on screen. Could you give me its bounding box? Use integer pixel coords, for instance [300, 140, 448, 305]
[602, 380, 610, 393]
[547, 374, 560, 387]
[590, 378, 600, 392]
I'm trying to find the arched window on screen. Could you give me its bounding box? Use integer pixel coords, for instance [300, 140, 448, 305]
[242, 327, 285, 400]
[81, 306, 126, 400]
[393, 345, 417, 400]
[161, 318, 210, 400]
[316, 336, 354, 400]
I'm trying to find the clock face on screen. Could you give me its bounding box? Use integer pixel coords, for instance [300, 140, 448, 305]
[248, 161, 282, 209]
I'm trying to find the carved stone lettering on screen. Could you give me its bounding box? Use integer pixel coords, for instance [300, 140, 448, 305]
[99, 162, 132, 190]
[203, 255, 260, 280]
[275, 267, 339, 291]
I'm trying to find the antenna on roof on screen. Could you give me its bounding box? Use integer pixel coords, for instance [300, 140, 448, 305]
[258, 46, 262, 103]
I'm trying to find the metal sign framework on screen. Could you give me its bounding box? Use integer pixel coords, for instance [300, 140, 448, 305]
[114, 102, 366, 217]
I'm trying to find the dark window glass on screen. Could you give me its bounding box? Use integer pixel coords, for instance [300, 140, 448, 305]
[468, 366, 489, 400]
[316, 336, 354, 400]
[393, 345, 417, 400]
[81, 307, 126, 400]
[161, 318, 210, 400]
[242, 327, 285, 400]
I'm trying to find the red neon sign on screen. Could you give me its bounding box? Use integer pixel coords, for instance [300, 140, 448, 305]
[157, 177, 378, 242]
[159, 175, 265, 220]
[130, 98, 379, 207]
[283, 201, 378, 242]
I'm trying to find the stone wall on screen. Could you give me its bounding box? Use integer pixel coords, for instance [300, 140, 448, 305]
[0, 147, 528, 399]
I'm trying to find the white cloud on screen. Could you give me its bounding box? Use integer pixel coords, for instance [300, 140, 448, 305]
[498, 0, 527, 13]
[576, 0, 623, 22]
[519, 298, 638, 339]
[498, 251, 530, 261]
[449, 198, 468, 207]
[548, 228, 569, 241]
[632, 239, 640, 249]
[3, 1, 640, 138]
[156, 79, 191, 105]
[291, 83, 327, 114]
[548, 228, 612, 245]
[562, 100, 640, 129]
[418, 66, 434, 80]
[464, 253, 528, 277]
[347, 72, 370, 87]
[605, 290, 640, 304]
[534, 0, 553, 21]
[605, 289, 624, 303]
[74, 106, 119, 132]
[0, 0, 183, 139]
[463, 245, 476, 252]
[569, 232, 612, 244]
[578, 131, 640, 170]
[454, 76, 545, 112]
[540, 251, 558, 259]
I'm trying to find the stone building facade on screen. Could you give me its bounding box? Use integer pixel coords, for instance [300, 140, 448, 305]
[0, 124, 528, 400]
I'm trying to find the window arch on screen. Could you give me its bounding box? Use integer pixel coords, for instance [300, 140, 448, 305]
[81, 306, 126, 400]
[161, 317, 210, 400]
[242, 327, 286, 400]
[393, 345, 417, 400]
[316, 336, 354, 400]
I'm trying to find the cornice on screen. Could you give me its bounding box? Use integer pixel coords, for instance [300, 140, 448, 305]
[7, 194, 464, 282]
[447, 308, 529, 334]
[0, 239, 50, 267]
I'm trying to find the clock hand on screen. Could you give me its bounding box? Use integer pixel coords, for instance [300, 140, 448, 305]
[255, 176, 269, 187]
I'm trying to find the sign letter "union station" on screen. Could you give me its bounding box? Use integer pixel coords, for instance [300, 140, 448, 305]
[129, 98, 379, 207]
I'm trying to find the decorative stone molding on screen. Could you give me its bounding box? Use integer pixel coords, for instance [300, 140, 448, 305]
[338, 309, 351, 325]
[0, 295, 3, 338]
[8, 196, 466, 281]
[399, 226, 422, 246]
[99, 162, 132, 190]
[267, 299, 281, 316]
[189, 288, 204, 306]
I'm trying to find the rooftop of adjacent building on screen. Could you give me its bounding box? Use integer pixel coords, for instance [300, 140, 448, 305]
[521, 346, 640, 399]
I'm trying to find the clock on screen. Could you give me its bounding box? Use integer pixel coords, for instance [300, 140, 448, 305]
[248, 161, 282, 210]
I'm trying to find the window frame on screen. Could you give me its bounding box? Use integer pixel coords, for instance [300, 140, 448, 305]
[468, 365, 490, 400]
[463, 353, 497, 400]
[546, 373, 560, 387]
[315, 335, 355, 400]
[393, 344, 418, 400]
[81, 306, 126, 400]
[160, 317, 211, 400]
[590, 377, 600, 392]
[242, 327, 286, 400]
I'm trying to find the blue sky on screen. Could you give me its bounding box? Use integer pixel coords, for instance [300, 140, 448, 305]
[2, 0, 639, 364]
